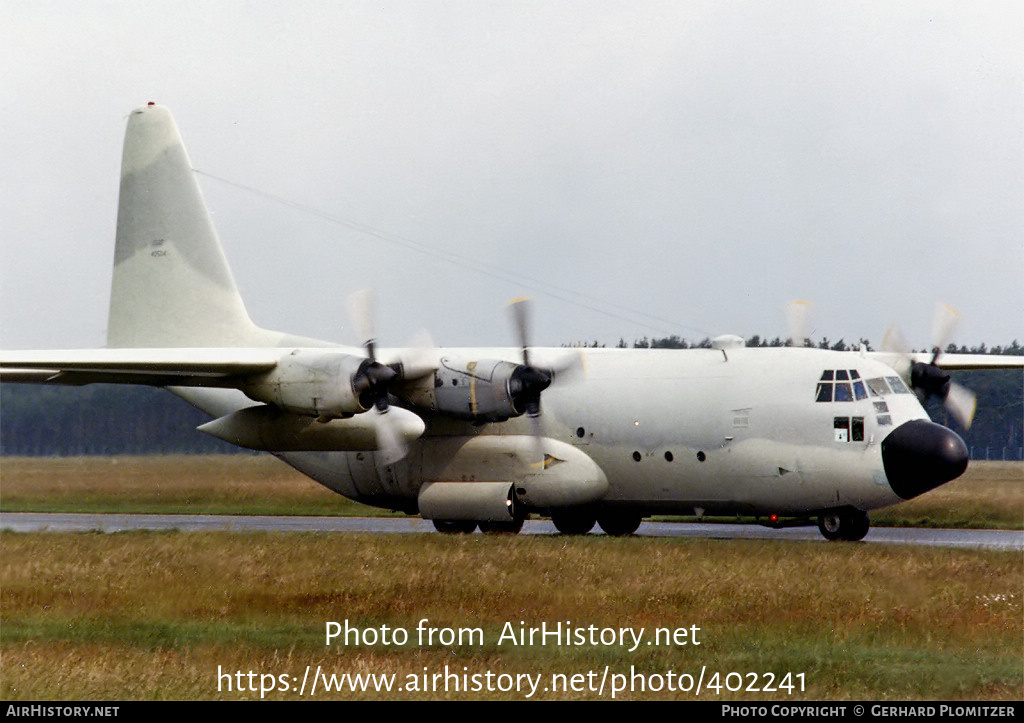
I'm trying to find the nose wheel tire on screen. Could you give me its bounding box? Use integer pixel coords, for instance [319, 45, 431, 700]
[817, 509, 869, 541]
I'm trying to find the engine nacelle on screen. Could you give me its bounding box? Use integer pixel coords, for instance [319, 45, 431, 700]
[401, 357, 528, 422]
[198, 404, 425, 452]
[240, 350, 371, 418]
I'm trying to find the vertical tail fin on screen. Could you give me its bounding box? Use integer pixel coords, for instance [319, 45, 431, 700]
[107, 104, 264, 348]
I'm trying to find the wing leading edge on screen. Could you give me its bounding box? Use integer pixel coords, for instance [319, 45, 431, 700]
[0, 348, 281, 387]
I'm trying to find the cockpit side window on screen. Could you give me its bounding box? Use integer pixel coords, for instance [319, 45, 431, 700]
[834, 416, 865, 443]
[886, 376, 911, 394]
[866, 377, 890, 397]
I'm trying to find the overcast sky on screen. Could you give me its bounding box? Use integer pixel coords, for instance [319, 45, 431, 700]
[2, 1, 1021, 353]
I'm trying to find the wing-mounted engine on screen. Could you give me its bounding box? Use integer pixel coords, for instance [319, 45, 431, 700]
[218, 348, 422, 463]
[399, 356, 549, 422]
[880, 303, 978, 429]
[240, 349, 393, 419]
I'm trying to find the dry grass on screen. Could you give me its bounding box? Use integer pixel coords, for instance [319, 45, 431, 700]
[1, 531, 1021, 700]
[0, 455, 374, 516]
[2, 456, 1021, 700]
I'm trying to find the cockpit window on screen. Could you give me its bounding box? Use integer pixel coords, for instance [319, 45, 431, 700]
[866, 377, 890, 396]
[816, 370, 869, 402]
[886, 376, 911, 394]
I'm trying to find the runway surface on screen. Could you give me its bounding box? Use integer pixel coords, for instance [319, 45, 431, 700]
[1, 512, 1021, 550]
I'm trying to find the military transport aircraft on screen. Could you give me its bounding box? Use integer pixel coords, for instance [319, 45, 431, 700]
[3, 104, 1020, 541]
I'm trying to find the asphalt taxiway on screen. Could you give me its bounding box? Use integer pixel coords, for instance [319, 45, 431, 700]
[1, 512, 1020, 550]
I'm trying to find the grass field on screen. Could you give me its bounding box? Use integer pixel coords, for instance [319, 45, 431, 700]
[1, 455, 1021, 701]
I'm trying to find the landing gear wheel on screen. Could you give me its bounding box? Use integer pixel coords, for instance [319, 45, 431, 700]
[479, 519, 524, 534]
[597, 513, 643, 536]
[817, 509, 869, 541]
[432, 519, 477, 534]
[550, 508, 596, 535]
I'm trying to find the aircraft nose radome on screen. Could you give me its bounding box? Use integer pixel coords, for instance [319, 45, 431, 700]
[881, 419, 969, 500]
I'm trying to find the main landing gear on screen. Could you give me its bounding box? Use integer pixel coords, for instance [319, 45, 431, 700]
[431, 509, 644, 536]
[817, 509, 870, 541]
[549, 508, 643, 536]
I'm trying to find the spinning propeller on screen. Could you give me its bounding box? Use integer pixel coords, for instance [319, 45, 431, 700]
[346, 289, 431, 465]
[346, 289, 398, 413]
[507, 296, 554, 419]
[881, 303, 977, 429]
[506, 297, 584, 465]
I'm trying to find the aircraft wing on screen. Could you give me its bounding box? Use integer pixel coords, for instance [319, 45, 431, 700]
[869, 351, 1024, 371]
[916, 353, 1024, 371]
[0, 348, 282, 387]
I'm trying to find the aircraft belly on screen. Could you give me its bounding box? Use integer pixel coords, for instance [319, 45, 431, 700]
[275, 451, 362, 499]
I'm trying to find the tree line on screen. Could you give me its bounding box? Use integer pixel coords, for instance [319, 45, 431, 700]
[1, 339, 1020, 459]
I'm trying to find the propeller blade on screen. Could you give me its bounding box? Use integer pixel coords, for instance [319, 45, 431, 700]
[347, 289, 377, 359]
[528, 413, 547, 467]
[373, 406, 408, 466]
[931, 303, 961, 361]
[786, 300, 812, 348]
[508, 296, 533, 367]
[880, 324, 910, 355]
[391, 329, 439, 380]
[944, 382, 977, 430]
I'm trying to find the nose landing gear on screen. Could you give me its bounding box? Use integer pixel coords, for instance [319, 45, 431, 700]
[817, 508, 870, 541]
